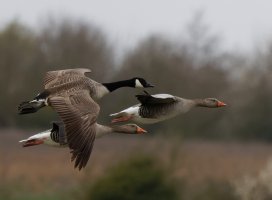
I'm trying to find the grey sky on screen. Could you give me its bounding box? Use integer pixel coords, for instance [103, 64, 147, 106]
[1, 0, 272, 52]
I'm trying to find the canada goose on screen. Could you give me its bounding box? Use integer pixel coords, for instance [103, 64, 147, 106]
[19, 122, 146, 148]
[18, 68, 154, 115]
[110, 91, 226, 124]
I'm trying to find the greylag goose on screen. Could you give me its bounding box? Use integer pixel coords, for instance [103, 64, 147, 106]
[110, 91, 226, 124]
[19, 122, 146, 148]
[18, 68, 154, 114]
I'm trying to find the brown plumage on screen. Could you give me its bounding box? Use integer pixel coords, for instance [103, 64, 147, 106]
[49, 91, 99, 170]
[43, 68, 92, 89]
[18, 68, 154, 115]
[43, 68, 102, 99]
[49, 93, 146, 170]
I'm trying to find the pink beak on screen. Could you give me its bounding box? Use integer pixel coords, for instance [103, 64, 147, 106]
[217, 101, 227, 107]
[136, 127, 147, 134]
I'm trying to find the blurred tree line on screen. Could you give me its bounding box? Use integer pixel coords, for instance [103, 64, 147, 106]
[1, 17, 272, 141]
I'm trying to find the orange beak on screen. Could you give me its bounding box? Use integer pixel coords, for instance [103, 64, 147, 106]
[217, 101, 227, 107]
[22, 139, 44, 147]
[136, 127, 147, 134]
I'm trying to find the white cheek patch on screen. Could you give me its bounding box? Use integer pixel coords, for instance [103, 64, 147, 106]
[135, 79, 144, 88]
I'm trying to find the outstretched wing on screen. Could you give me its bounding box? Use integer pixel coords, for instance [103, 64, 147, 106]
[49, 91, 99, 170]
[43, 68, 91, 89]
[136, 92, 176, 105]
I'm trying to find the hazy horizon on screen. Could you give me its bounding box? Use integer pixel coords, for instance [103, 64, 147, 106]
[1, 0, 272, 53]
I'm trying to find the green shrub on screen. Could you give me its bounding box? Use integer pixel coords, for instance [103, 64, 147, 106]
[86, 155, 179, 200]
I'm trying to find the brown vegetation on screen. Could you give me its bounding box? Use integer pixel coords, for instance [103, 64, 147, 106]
[1, 129, 272, 195]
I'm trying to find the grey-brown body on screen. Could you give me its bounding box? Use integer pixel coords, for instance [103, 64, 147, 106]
[136, 97, 194, 123]
[18, 68, 154, 115]
[110, 93, 226, 124]
[20, 122, 146, 149]
[43, 69, 109, 101]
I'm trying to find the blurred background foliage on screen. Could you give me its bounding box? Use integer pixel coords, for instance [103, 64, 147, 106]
[1, 17, 272, 141]
[85, 155, 179, 200]
[0, 153, 241, 200]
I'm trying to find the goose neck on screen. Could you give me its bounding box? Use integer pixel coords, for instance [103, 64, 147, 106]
[96, 124, 134, 136]
[95, 124, 113, 138]
[102, 79, 134, 92]
[192, 99, 207, 107]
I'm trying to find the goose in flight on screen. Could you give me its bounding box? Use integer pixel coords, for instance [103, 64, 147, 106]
[18, 68, 154, 114]
[19, 122, 146, 148]
[110, 91, 226, 124]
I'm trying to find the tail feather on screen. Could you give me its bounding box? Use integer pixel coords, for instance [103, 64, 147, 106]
[18, 100, 45, 115]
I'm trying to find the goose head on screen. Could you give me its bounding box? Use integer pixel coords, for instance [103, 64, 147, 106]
[201, 98, 227, 108]
[133, 77, 154, 88]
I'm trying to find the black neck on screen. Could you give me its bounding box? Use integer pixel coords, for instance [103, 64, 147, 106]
[102, 79, 134, 92]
